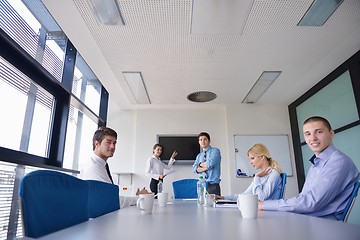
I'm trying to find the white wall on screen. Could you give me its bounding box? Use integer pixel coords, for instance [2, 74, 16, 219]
[107, 101, 299, 199]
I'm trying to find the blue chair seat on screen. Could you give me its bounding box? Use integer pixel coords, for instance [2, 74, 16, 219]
[87, 180, 120, 218]
[19, 170, 89, 238]
[279, 172, 287, 199]
[172, 179, 198, 199]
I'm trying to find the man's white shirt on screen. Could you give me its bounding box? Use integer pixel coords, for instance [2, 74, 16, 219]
[79, 152, 138, 208]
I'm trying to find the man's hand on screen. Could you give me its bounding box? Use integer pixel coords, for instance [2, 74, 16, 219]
[199, 162, 206, 168]
[215, 195, 224, 200]
[136, 187, 150, 195]
[258, 201, 264, 210]
[196, 166, 207, 173]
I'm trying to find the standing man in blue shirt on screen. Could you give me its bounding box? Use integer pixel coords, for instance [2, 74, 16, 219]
[259, 116, 359, 220]
[193, 132, 222, 195]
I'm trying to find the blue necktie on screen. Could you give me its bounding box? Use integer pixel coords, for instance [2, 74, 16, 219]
[204, 151, 208, 178]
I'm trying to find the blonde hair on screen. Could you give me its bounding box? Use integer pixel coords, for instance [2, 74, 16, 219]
[247, 143, 282, 173]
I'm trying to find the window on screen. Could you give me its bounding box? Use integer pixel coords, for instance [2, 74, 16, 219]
[296, 71, 358, 143]
[0, 57, 54, 157]
[0, 0, 108, 169]
[0, 162, 22, 239]
[72, 53, 102, 116]
[1, 0, 65, 82]
[0, 0, 109, 238]
[63, 104, 98, 171]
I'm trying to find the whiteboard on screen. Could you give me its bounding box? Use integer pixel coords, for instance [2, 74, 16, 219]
[234, 135, 292, 177]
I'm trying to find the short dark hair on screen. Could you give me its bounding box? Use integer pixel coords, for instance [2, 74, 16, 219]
[198, 132, 210, 141]
[153, 143, 163, 150]
[92, 127, 117, 150]
[303, 116, 332, 131]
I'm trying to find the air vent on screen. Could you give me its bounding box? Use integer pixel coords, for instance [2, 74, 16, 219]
[187, 91, 217, 103]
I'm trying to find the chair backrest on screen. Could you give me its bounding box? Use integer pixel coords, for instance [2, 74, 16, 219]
[19, 170, 89, 238]
[279, 172, 287, 199]
[172, 179, 198, 199]
[87, 180, 120, 218]
[341, 181, 360, 222]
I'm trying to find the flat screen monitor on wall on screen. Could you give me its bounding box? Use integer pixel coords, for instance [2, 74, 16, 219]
[157, 135, 199, 165]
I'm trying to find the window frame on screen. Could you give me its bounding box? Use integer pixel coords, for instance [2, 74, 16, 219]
[0, 28, 108, 173]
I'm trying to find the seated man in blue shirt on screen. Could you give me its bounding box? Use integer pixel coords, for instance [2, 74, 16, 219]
[259, 116, 359, 220]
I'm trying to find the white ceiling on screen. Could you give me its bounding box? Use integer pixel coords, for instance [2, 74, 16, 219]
[42, 0, 360, 110]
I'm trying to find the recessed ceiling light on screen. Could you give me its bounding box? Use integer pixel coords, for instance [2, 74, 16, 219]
[187, 91, 217, 103]
[123, 72, 150, 104]
[242, 71, 281, 104]
[191, 0, 254, 35]
[298, 0, 343, 26]
[90, 0, 125, 25]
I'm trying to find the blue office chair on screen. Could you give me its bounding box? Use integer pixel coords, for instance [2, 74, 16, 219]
[19, 170, 89, 238]
[340, 181, 360, 222]
[279, 172, 287, 199]
[172, 179, 198, 199]
[87, 180, 120, 218]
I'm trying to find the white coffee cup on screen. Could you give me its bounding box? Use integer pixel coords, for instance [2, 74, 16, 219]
[157, 192, 168, 207]
[137, 193, 154, 214]
[237, 194, 258, 219]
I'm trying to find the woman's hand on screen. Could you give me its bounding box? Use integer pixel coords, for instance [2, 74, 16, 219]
[256, 167, 272, 177]
[171, 150, 178, 159]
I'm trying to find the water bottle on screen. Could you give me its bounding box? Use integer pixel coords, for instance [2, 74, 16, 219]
[197, 176, 205, 206]
[157, 179, 163, 194]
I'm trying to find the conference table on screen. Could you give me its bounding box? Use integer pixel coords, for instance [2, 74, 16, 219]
[36, 200, 360, 240]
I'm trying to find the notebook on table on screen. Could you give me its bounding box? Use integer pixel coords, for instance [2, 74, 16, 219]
[215, 199, 237, 208]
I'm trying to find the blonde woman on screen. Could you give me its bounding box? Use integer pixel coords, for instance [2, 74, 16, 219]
[218, 143, 282, 201]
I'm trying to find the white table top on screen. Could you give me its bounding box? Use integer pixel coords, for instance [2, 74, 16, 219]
[36, 200, 360, 240]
